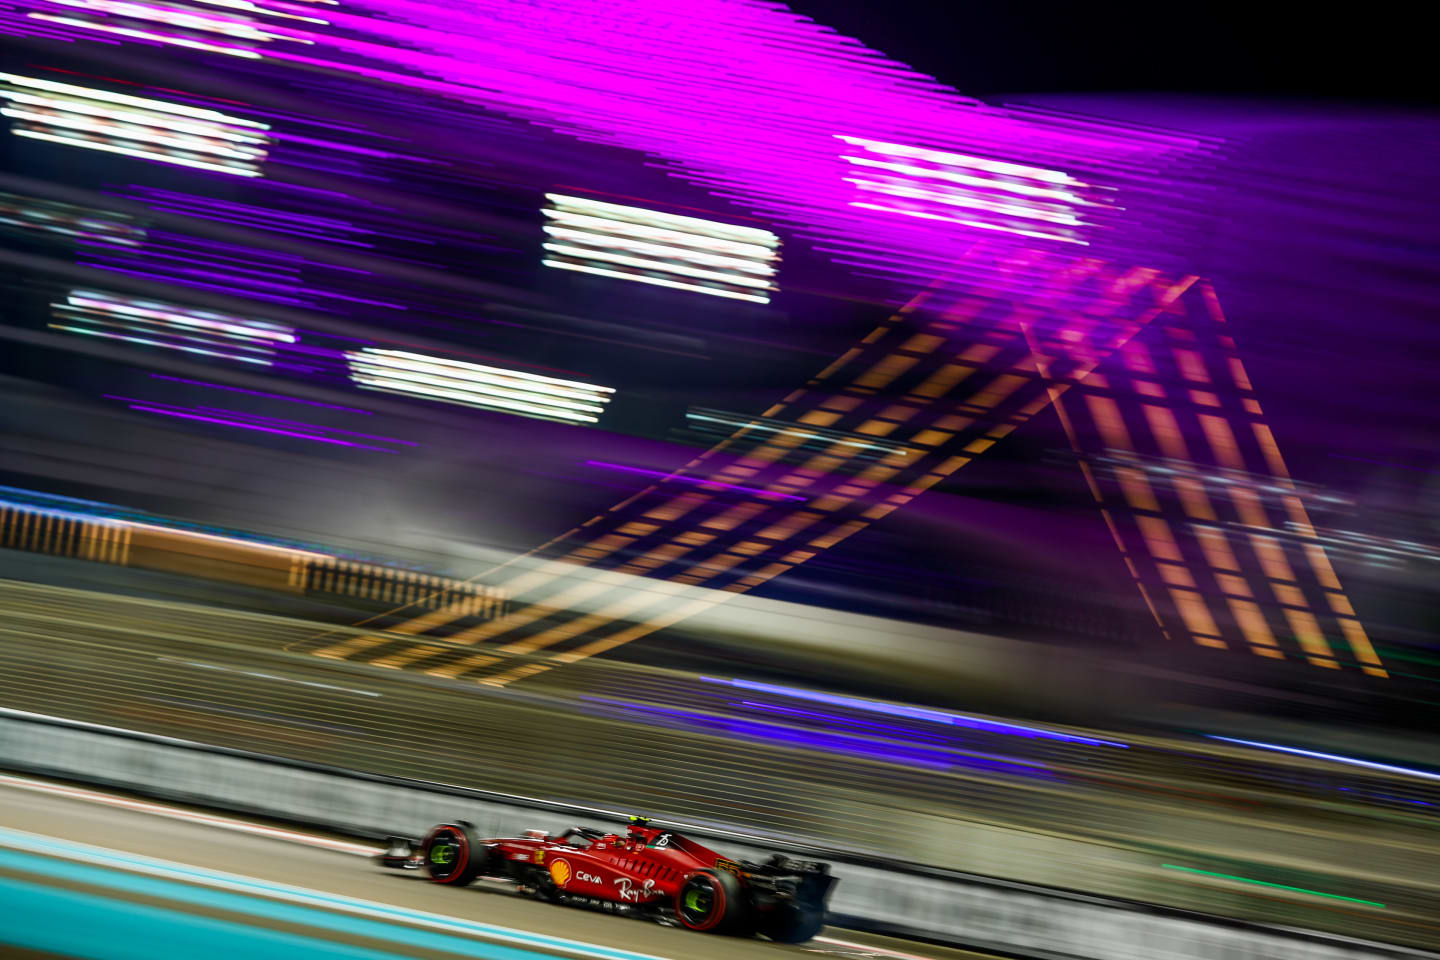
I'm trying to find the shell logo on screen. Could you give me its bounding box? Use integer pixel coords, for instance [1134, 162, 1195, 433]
[549, 858, 572, 887]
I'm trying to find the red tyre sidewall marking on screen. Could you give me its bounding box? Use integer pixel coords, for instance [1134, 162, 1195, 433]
[425, 826, 470, 884]
[678, 874, 726, 931]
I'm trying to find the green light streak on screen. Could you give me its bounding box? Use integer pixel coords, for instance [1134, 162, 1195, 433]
[1162, 865, 1385, 907]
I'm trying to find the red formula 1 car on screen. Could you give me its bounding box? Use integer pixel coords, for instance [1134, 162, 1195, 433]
[378, 816, 835, 943]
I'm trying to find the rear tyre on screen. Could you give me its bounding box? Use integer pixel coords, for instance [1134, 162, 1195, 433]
[758, 904, 825, 944]
[675, 868, 748, 934]
[420, 821, 490, 886]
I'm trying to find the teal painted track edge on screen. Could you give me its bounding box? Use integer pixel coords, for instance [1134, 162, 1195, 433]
[0, 825, 669, 960]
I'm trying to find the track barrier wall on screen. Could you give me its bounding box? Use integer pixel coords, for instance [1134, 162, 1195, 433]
[0, 708, 1430, 960]
[0, 500, 508, 613]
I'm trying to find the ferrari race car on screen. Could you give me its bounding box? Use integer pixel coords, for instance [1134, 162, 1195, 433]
[378, 816, 835, 943]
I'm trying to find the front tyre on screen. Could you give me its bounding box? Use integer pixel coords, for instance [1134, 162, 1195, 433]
[675, 868, 748, 934]
[420, 821, 490, 886]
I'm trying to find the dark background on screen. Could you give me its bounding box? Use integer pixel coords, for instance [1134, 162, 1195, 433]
[787, 2, 1434, 104]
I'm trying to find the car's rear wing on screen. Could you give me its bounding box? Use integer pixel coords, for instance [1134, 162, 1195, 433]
[738, 854, 835, 906]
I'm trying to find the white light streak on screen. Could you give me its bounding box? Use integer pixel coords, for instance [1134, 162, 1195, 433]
[27, 13, 267, 56]
[541, 225, 775, 275]
[852, 202, 1087, 245]
[835, 135, 1083, 185]
[0, 72, 268, 126]
[547, 194, 777, 246]
[0, 191, 145, 247]
[13, 129, 265, 176]
[0, 72, 271, 176]
[67, 291, 293, 341]
[38, 0, 282, 41]
[48, 324, 274, 364]
[346, 349, 614, 425]
[347, 365, 606, 414]
[0, 90, 268, 143]
[542, 209, 776, 259]
[2, 107, 268, 159]
[541, 194, 780, 303]
[541, 243, 774, 290]
[191, 0, 329, 23]
[51, 290, 294, 365]
[845, 178, 1084, 226]
[837, 135, 1098, 245]
[542, 260, 772, 304]
[841, 156, 1086, 205]
[1207, 736, 1440, 783]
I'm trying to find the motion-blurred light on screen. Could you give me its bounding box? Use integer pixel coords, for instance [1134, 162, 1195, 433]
[24, 0, 329, 58]
[50, 289, 295, 364]
[0, 189, 145, 247]
[836, 135, 1097, 245]
[541, 194, 780, 304]
[0, 72, 271, 176]
[346, 348, 614, 424]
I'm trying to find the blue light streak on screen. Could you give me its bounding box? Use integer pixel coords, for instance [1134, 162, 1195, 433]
[701, 677, 1128, 747]
[581, 696, 1058, 779]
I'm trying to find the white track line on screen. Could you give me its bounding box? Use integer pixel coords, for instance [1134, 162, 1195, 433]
[813, 936, 946, 960]
[0, 772, 378, 856]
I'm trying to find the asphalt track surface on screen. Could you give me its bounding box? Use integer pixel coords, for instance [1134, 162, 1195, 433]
[3, 573, 1440, 953]
[2, 577, 1438, 949]
[0, 775, 987, 960]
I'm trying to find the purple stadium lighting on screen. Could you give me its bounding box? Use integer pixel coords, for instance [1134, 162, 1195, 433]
[585, 460, 808, 502]
[146, 375, 376, 414]
[581, 696, 1057, 777]
[126, 404, 398, 451]
[702, 677, 1129, 747]
[0, 0, 1214, 286]
[735, 701, 951, 744]
[105, 395, 408, 452]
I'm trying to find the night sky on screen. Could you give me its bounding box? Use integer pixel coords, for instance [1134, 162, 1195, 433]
[785, 1, 1434, 104]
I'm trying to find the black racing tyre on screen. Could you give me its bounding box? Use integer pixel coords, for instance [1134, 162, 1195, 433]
[420, 821, 490, 886]
[526, 864, 561, 902]
[757, 904, 825, 944]
[675, 868, 749, 934]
